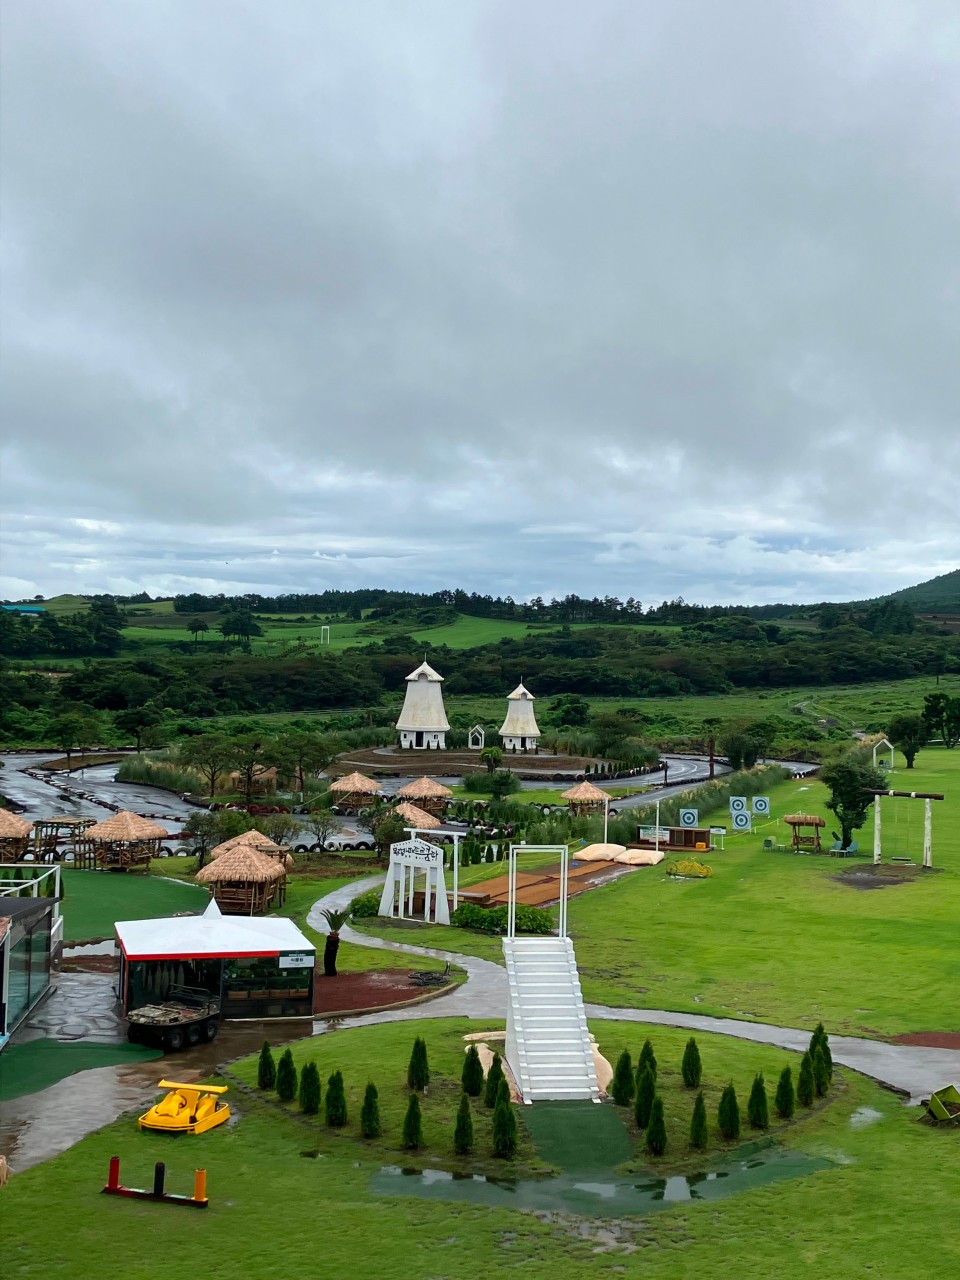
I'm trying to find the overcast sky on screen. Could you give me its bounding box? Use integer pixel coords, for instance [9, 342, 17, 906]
[2, 1, 958, 607]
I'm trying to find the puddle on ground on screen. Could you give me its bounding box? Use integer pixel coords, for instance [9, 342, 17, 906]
[370, 1146, 836, 1217]
[63, 940, 117, 958]
[849, 1107, 883, 1129]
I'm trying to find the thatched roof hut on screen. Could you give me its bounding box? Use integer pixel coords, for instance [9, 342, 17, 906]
[394, 801, 441, 830]
[196, 846, 285, 915]
[209, 828, 284, 860]
[328, 771, 382, 811]
[0, 808, 32, 860]
[561, 780, 609, 814]
[784, 812, 825, 851]
[396, 775, 452, 814]
[86, 810, 169, 870]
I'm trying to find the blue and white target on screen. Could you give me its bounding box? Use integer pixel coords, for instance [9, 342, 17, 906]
[729, 796, 748, 815]
[732, 811, 752, 832]
[679, 808, 699, 828]
[752, 796, 771, 816]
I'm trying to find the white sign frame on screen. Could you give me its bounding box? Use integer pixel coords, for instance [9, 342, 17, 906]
[378, 836, 450, 925]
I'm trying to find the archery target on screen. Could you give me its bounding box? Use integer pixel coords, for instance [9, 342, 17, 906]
[729, 796, 748, 814]
[752, 795, 771, 816]
[679, 808, 699, 828]
[732, 811, 752, 832]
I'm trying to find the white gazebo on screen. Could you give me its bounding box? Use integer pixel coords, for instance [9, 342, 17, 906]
[500, 682, 540, 753]
[396, 660, 449, 749]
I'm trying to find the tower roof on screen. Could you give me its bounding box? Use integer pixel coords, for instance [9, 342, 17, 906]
[405, 660, 444, 682]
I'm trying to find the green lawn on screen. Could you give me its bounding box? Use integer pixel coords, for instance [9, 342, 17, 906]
[3, 1017, 957, 1278]
[60, 871, 208, 942]
[0, 1039, 161, 1102]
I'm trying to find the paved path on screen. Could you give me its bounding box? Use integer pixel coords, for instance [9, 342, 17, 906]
[308, 877, 960, 1103]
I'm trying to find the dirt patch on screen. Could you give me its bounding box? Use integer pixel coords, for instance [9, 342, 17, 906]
[832, 864, 925, 890]
[312, 968, 439, 1016]
[892, 1031, 960, 1049]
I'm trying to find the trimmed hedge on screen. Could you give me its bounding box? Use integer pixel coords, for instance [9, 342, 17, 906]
[450, 902, 553, 935]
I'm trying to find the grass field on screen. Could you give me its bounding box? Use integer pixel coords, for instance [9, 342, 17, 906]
[60, 870, 208, 942]
[3, 1017, 957, 1279]
[0, 1039, 161, 1102]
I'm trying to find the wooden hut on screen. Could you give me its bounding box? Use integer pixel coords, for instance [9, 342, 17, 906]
[86, 811, 169, 871]
[328, 772, 382, 812]
[395, 776, 453, 816]
[31, 816, 96, 866]
[784, 813, 825, 852]
[394, 801, 442, 831]
[208, 828, 288, 864]
[561, 780, 609, 816]
[195, 846, 285, 915]
[0, 809, 32, 861]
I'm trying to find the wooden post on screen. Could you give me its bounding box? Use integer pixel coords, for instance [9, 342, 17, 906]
[873, 797, 882, 865]
[923, 797, 933, 869]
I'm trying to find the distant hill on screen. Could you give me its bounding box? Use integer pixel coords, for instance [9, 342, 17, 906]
[871, 569, 960, 613]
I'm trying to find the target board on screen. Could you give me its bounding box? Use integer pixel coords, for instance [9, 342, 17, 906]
[729, 796, 748, 815]
[679, 808, 699, 828]
[752, 796, 770, 816]
[731, 810, 752, 831]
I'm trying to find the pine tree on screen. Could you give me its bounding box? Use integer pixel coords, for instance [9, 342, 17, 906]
[492, 1096, 518, 1159]
[681, 1037, 702, 1088]
[797, 1053, 815, 1107]
[813, 1046, 830, 1097]
[484, 1053, 505, 1108]
[718, 1083, 740, 1140]
[299, 1061, 321, 1115]
[325, 1070, 347, 1127]
[775, 1066, 795, 1120]
[408, 1037, 430, 1092]
[645, 1097, 667, 1156]
[257, 1040, 276, 1090]
[453, 1093, 474, 1155]
[635, 1065, 656, 1130]
[810, 1024, 833, 1080]
[360, 1082, 381, 1138]
[462, 1045, 484, 1097]
[637, 1039, 657, 1084]
[401, 1094, 424, 1149]
[275, 1048, 297, 1103]
[610, 1050, 635, 1105]
[747, 1073, 769, 1130]
[690, 1091, 708, 1150]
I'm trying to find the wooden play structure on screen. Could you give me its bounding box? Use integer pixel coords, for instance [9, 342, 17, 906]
[32, 816, 96, 865]
[784, 813, 825, 852]
[195, 846, 286, 914]
[869, 788, 945, 868]
[328, 771, 382, 812]
[395, 776, 453, 815]
[86, 811, 169, 870]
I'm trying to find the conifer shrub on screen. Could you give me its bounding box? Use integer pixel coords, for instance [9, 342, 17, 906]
[681, 1037, 702, 1088]
[408, 1037, 430, 1092]
[810, 1023, 833, 1079]
[492, 1096, 518, 1159]
[275, 1048, 298, 1103]
[402, 1094, 424, 1149]
[690, 1091, 708, 1150]
[635, 1065, 656, 1130]
[775, 1066, 795, 1119]
[718, 1083, 740, 1140]
[797, 1053, 815, 1107]
[453, 1093, 474, 1155]
[484, 1053, 505, 1108]
[325, 1070, 347, 1127]
[299, 1061, 321, 1115]
[462, 1045, 484, 1097]
[645, 1097, 667, 1156]
[257, 1041, 276, 1090]
[637, 1039, 657, 1084]
[813, 1046, 830, 1097]
[360, 1082, 381, 1138]
[610, 1050, 635, 1105]
[747, 1073, 769, 1130]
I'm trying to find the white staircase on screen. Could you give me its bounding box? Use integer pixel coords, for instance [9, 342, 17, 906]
[502, 935, 600, 1103]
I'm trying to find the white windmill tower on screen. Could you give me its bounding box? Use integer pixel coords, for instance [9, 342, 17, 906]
[396, 660, 450, 749]
[500, 682, 540, 753]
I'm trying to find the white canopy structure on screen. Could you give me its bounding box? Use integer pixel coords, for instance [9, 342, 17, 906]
[115, 898, 314, 961]
[396, 660, 449, 749]
[500, 682, 541, 752]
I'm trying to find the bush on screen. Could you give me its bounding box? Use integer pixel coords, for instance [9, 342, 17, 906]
[402, 1094, 424, 1150]
[484, 1053, 505, 1108]
[637, 1039, 657, 1084]
[797, 1053, 815, 1107]
[681, 1037, 702, 1088]
[275, 1048, 297, 1103]
[645, 1097, 667, 1156]
[408, 1037, 430, 1091]
[775, 1066, 795, 1119]
[462, 770, 517, 798]
[810, 1023, 833, 1080]
[718, 1083, 740, 1140]
[690, 1091, 708, 1150]
[610, 1050, 635, 1105]
[325, 1070, 347, 1127]
[349, 890, 381, 919]
[635, 1065, 655, 1130]
[450, 902, 553, 935]
[664, 858, 713, 878]
[257, 1041, 276, 1090]
[360, 1082, 381, 1138]
[813, 1046, 830, 1097]
[747, 1073, 769, 1130]
[462, 1045, 484, 1097]
[454, 1093, 474, 1155]
[492, 1096, 518, 1159]
[299, 1061, 321, 1115]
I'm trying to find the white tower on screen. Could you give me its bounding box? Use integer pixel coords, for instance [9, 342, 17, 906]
[396, 660, 449, 749]
[500, 682, 540, 753]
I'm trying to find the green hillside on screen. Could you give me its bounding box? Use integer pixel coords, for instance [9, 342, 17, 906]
[871, 569, 960, 612]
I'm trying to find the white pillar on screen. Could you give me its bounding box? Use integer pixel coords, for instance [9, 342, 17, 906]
[423, 867, 433, 922]
[873, 797, 882, 865]
[603, 797, 609, 846]
[407, 864, 416, 915]
[452, 835, 460, 910]
[397, 865, 405, 919]
[655, 800, 661, 857]
[923, 798, 933, 869]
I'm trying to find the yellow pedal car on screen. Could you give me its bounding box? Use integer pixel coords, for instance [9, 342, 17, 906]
[138, 1081, 231, 1134]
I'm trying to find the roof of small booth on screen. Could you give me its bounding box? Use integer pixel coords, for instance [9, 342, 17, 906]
[784, 813, 826, 827]
[329, 771, 382, 795]
[208, 828, 284, 860]
[561, 781, 609, 803]
[396, 776, 453, 800]
[0, 808, 32, 837]
[86, 811, 169, 842]
[115, 898, 313, 961]
[394, 801, 441, 829]
[195, 847, 284, 884]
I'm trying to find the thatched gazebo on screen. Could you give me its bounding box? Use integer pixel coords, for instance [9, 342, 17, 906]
[86, 811, 169, 871]
[784, 813, 825, 852]
[394, 801, 442, 831]
[195, 846, 285, 915]
[328, 772, 382, 812]
[208, 828, 291, 866]
[0, 809, 32, 861]
[561, 780, 609, 816]
[395, 776, 453, 816]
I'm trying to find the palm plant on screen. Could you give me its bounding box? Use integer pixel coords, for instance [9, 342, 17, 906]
[321, 908, 350, 977]
[479, 746, 503, 774]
